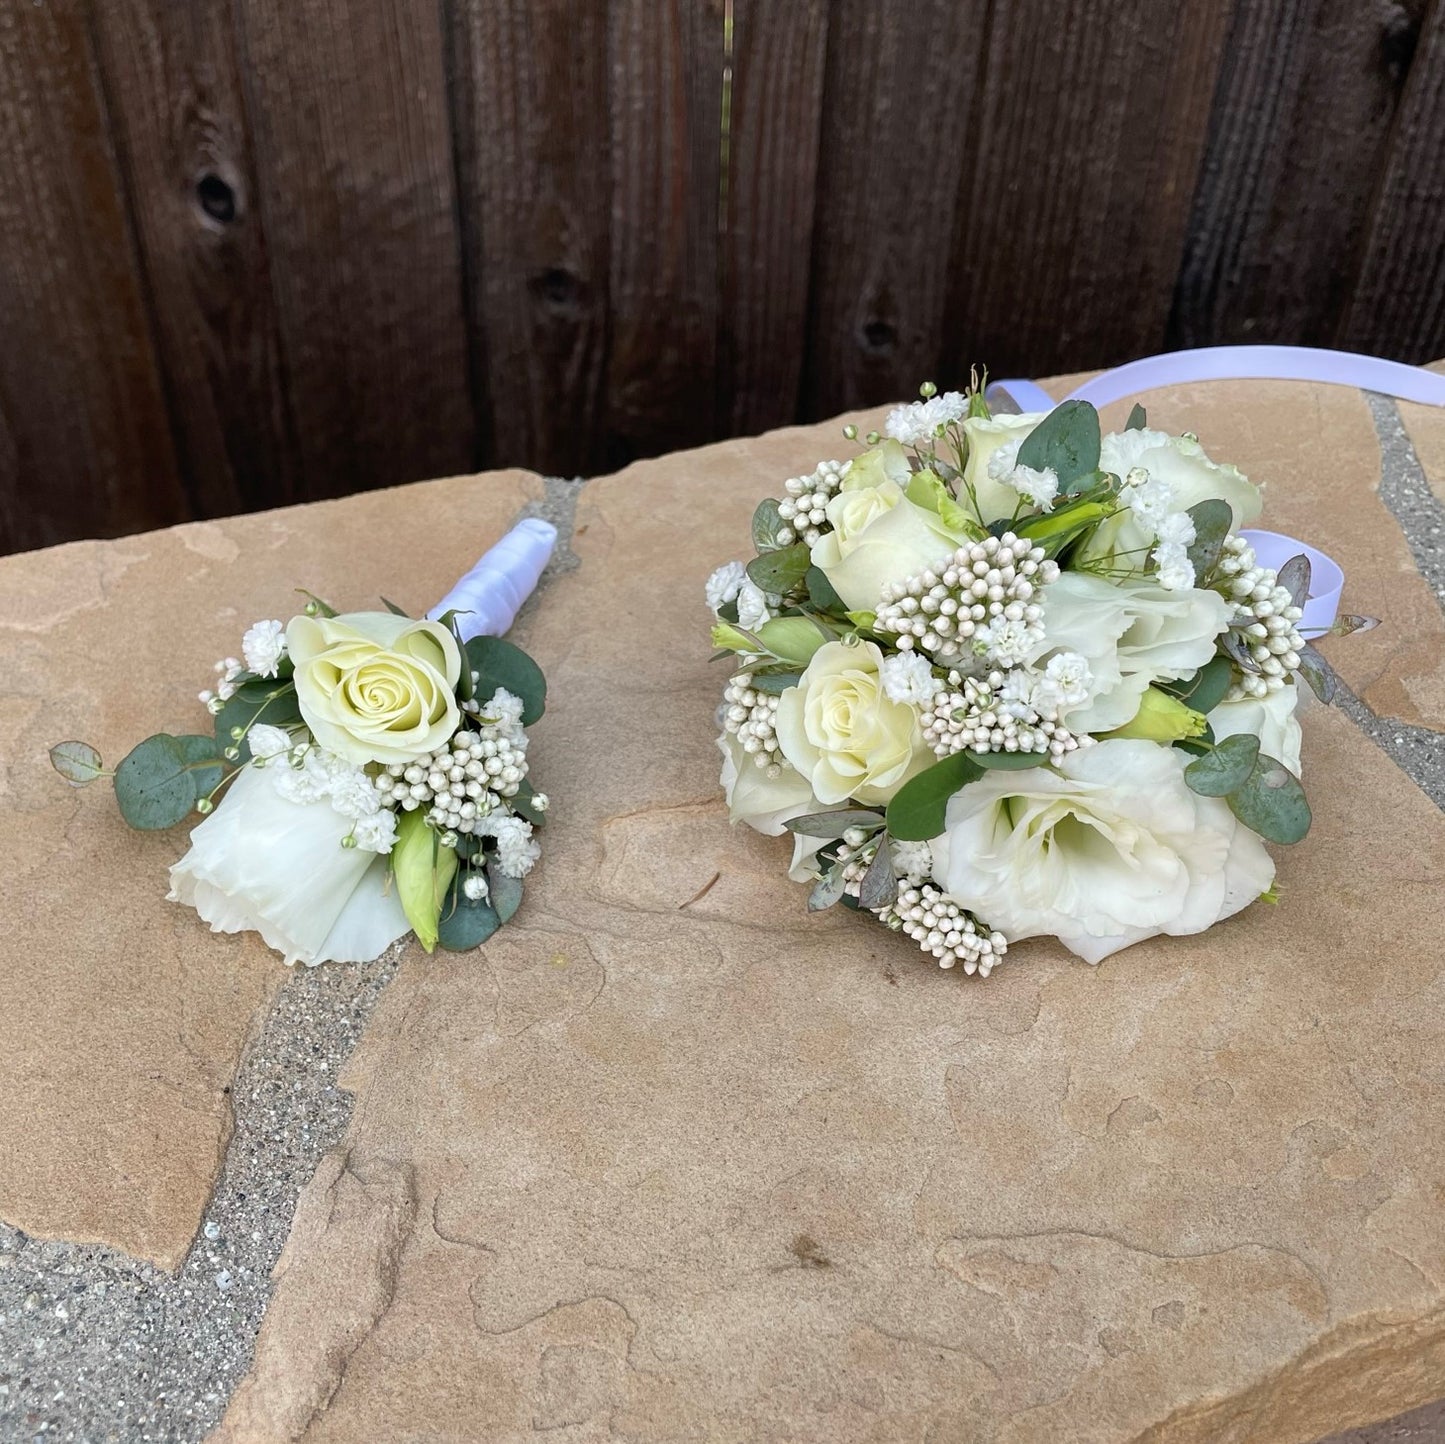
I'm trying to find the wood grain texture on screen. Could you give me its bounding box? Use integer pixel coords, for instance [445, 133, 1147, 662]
[604, 0, 722, 469]
[449, 0, 612, 478]
[720, 0, 830, 436]
[1170, 0, 1433, 351]
[90, 0, 299, 519]
[802, 0, 989, 418]
[233, 0, 474, 499]
[945, 0, 1233, 383]
[0, 3, 183, 553]
[1340, 1, 1445, 361]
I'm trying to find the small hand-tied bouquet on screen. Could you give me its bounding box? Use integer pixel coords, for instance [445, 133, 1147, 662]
[707, 379, 1371, 974]
[51, 520, 556, 966]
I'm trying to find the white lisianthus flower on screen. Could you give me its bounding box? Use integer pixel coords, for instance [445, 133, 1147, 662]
[809, 442, 969, 611]
[705, 561, 747, 613]
[960, 412, 1047, 523]
[1034, 572, 1233, 733]
[717, 731, 816, 833]
[241, 619, 287, 678]
[775, 640, 932, 806]
[1082, 428, 1264, 577]
[286, 612, 461, 766]
[736, 579, 771, 630]
[1209, 683, 1303, 776]
[168, 767, 409, 967]
[931, 740, 1275, 964]
[879, 651, 942, 706]
[884, 392, 967, 446]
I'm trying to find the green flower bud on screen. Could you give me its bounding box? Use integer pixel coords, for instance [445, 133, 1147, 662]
[1103, 687, 1207, 743]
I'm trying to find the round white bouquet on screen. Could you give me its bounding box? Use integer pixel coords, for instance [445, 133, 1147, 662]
[708, 381, 1366, 974]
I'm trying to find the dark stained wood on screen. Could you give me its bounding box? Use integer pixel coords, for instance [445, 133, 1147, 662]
[90, 0, 300, 519]
[0, 3, 183, 553]
[802, 0, 990, 418]
[604, 0, 723, 469]
[721, 0, 830, 436]
[449, 0, 612, 478]
[946, 0, 1234, 384]
[232, 0, 475, 499]
[1340, 2, 1445, 362]
[1171, 0, 1434, 351]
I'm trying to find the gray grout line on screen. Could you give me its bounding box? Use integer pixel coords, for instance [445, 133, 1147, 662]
[1367, 391, 1445, 606]
[0, 481, 590, 1444]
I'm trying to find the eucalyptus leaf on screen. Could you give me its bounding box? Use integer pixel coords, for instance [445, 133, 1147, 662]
[465, 636, 546, 724]
[972, 749, 1049, 771]
[886, 752, 984, 842]
[1184, 499, 1232, 577]
[1174, 655, 1234, 715]
[746, 544, 811, 596]
[805, 565, 845, 612]
[1228, 753, 1311, 844]
[1276, 555, 1311, 611]
[857, 839, 898, 910]
[1329, 613, 1381, 636]
[436, 871, 501, 951]
[1296, 646, 1336, 704]
[752, 498, 790, 552]
[1183, 733, 1259, 797]
[486, 866, 525, 924]
[808, 865, 848, 912]
[174, 734, 226, 797]
[1125, 403, 1148, 431]
[1220, 629, 1262, 674]
[113, 734, 209, 830]
[783, 809, 885, 839]
[1014, 400, 1101, 492]
[49, 740, 106, 786]
[750, 671, 803, 695]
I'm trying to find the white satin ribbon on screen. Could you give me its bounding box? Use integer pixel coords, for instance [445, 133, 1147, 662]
[429, 518, 557, 642]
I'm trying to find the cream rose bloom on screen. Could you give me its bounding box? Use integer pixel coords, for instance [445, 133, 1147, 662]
[930, 740, 1275, 964]
[775, 639, 931, 806]
[287, 612, 462, 765]
[1209, 683, 1303, 776]
[960, 412, 1048, 522]
[1033, 572, 1233, 733]
[1079, 427, 1264, 576]
[168, 766, 410, 967]
[809, 442, 969, 611]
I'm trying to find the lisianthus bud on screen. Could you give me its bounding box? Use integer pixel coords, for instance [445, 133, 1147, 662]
[1103, 686, 1207, 743]
[392, 808, 457, 953]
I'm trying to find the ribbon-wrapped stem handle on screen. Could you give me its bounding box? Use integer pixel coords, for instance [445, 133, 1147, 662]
[429, 518, 557, 642]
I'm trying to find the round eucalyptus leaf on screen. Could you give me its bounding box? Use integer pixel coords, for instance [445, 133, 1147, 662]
[487, 866, 525, 924]
[1183, 733, 1259, 797]
[436, 872, 502, 951]
[49, 740, 106, 786]
[114, 734, 203, 830]
[1228, 754, 1312, 845]
[465, 636, 547, 724]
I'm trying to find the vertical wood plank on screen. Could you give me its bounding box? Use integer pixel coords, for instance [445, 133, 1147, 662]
[1340, 2, 1445, 361]
[1170, 0, 1433, 351]
[449, 0, 612, 478]
[0, 4, 184, 553]
[234, 0, 474, 499]
[721, 0, 830, 436]
[802, 0, 988, 418]
[89, 0, 300, 519]
[605, 0, 722, 469]
[944, 1, 1233, 383]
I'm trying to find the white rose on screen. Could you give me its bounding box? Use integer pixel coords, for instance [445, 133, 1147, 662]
[1209, 683, 1303, 776]
[809, 442, 968, 611]
[1034, 572, 1233, 733]
[168, 766, 409, 967]
[775, 640, 932, 806]
[960, 412, 1047, 523]
[1081, 428, 1264, 576]
[931, 740, 1275, 964]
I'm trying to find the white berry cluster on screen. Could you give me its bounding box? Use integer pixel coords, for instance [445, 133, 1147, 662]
[920, 669, 1090, 759]
[722, 673, 790, 775]
[776, 459, 850, 546]
[199, 656, 246, 712]
[878, 882, 1007, 976]
[1213, 535, 1306, 699]
[874, 535, 1058, 668]
[371, 689, 536, 835]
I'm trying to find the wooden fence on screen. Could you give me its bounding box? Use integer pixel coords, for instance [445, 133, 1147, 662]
[1, 0, 1442, 554]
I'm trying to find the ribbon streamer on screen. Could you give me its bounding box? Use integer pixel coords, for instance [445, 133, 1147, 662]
[429, 518, 557, 642]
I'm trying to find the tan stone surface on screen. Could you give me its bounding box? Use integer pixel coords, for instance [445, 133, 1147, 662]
[1397, 359, 1445, 508]
[0, 472, 542, 1268]
[1039, 374, 1445, 732]
[216, 418, 1445, 1442]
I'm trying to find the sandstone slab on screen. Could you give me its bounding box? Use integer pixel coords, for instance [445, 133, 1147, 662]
[216, 408, 1445, 1442]
[0, 472, 542, 1268]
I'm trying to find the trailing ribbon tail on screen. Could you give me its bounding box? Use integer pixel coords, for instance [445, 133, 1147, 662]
[429, 518, 558, 642]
